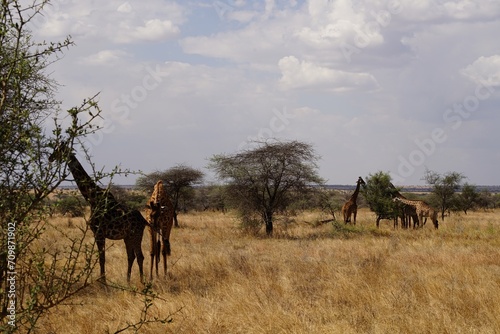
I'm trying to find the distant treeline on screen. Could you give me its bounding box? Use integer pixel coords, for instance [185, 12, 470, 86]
[325, 185, 500, 193]
[56, 184, 500, 193]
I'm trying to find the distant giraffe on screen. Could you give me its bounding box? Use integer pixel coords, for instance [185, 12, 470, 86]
[341, 177, 366, 224]
[49, 141, 146, 283]
[388, 184, 419, 229]
[146, 180, 174, 280]
[393, 197, 439, 229]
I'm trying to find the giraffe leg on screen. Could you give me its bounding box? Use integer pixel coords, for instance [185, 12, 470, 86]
[149, 229, 156, 281]
[125, 239, 136, 283]
[342, 206, 348, 223]
[165, 238, 171, 256]
[134, 224, 146, 283]
[96, 236, 106, 283]
[344, 209, 351, 224]
[353, 210, 357, 225]
[162, 239, 171, 277]
[155, 238, 160, 277]
[125, 238, 145, 283]
[135, 243, 145, 284]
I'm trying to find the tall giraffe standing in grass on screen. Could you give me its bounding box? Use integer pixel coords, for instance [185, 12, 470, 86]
[393, 197, 439, 229]
[146, 180, 174, 280]
[49, 141, 146, 283]
[341, 177, 365, 224]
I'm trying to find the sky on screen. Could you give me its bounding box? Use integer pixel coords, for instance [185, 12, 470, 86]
[31, 0, 500, 186]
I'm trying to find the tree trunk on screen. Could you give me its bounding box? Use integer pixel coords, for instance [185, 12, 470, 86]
[263, 210, 273, 236]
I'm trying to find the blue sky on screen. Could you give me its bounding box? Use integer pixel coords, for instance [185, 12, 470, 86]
[34, 0, 500, 185]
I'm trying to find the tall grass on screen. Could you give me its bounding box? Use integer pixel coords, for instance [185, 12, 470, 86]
[37, 209, 500, 333]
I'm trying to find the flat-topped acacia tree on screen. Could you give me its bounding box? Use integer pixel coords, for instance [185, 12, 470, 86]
[136, 165, 204, 227]
[209, 140, 324, 236]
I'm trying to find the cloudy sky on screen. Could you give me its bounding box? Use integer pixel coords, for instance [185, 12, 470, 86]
[33, 0, 500, 185]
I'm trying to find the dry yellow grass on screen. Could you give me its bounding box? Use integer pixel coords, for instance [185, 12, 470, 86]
[36, 208, 500, 333]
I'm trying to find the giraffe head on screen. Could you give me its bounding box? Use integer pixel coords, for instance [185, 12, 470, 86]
[146, 201, 166, 225]
[49, 140, 73, 163]
[357, 176, 366, 186]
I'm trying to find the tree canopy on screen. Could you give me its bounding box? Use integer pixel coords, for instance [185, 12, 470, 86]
[136, 165, 204, 226]
[423, 169, 465, 220]
[455, 183, 480, 214]
[209, 140, 323, 235]
[1, 1, 105, 330]
[362, 171, 401, 226]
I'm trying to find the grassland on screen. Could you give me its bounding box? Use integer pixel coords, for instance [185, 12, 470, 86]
[36, 208, 500, 333]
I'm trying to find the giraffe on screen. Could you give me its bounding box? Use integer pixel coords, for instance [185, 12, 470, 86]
[49, 141, 146, 283]
[388, 184, 419, 229]
[145, 180, 174, 280]
[399, 203, 419, 229]
[341, 177, 366, 224]
[393, 197, 439, 229]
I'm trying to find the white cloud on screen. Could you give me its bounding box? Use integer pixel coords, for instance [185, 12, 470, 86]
[81, 50, 131, 65]
[397, 0, 500, 22]
[227, 10, 258, 23]
[180, 16, 295, 68]
[33, 1, 185, 44]
[297, 0, 385, 49]
[181, 0, 401, 69]
[122, 19, 180, 43]
[278, 56, 379, 91]
[461, 55, 500, 86]
[117, 2, 133, 13]
[38, 0, 500, 185]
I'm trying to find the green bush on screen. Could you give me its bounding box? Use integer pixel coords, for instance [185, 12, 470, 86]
[54, 194, 86, 217]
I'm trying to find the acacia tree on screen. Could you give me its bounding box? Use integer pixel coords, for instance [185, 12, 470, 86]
[454, 183, 480, 214]
[136, 165, 204, 227]
[209, 140, 323, 236]
[362, 171, 400, 227]
[0, 1, 106, 331]
[423, 169, 465, 220]
[1, 2, 180, 332]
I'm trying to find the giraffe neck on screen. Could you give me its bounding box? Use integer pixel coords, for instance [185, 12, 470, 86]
[65, 153, 105, 206]
[152, 181, 171, 207]
[394, 191, 406, 199]
[395, 197, 418, 206]
[350, 181, 361, 202]
[389, 183, 406, 200]
[153, 182, 164, 203]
